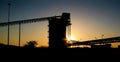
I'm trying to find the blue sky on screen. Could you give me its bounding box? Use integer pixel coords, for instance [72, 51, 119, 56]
[0, 0, 120, 47]
[0, 0, 119, 22]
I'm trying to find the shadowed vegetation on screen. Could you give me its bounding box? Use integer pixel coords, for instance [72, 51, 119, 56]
[24, 41, 38, 48]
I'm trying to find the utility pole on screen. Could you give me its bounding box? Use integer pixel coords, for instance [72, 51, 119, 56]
[19, 23, 21, 47]
[8, 3, 11, 45]
[102, 34, 104, 39]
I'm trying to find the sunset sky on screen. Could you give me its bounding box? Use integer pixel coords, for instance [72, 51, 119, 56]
[0, 0, 120, 47]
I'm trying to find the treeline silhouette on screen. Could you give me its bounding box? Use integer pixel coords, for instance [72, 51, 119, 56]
[0, 41, 48, 48]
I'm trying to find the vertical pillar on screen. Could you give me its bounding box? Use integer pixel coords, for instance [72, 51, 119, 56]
[8, 3, 11, 45]
[19, 23, 21, 47]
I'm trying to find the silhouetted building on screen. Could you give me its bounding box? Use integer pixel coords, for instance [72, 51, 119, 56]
[0, 13, 71, 48]
[49, 13, 71, 48]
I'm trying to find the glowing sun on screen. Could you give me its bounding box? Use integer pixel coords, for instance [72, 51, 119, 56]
[67, 35, 75, 41]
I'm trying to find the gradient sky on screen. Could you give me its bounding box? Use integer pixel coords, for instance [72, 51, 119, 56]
[0, 0, 120, 47]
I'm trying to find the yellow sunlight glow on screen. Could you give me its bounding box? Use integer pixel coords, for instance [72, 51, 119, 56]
[67, 35, 75, 41]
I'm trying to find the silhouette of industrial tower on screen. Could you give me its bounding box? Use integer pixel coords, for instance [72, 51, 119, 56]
[49, 13, 71, 48]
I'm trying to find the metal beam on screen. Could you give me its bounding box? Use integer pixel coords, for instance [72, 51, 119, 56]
[69, 36, 120, 46]
[0, 16, 61, 26]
